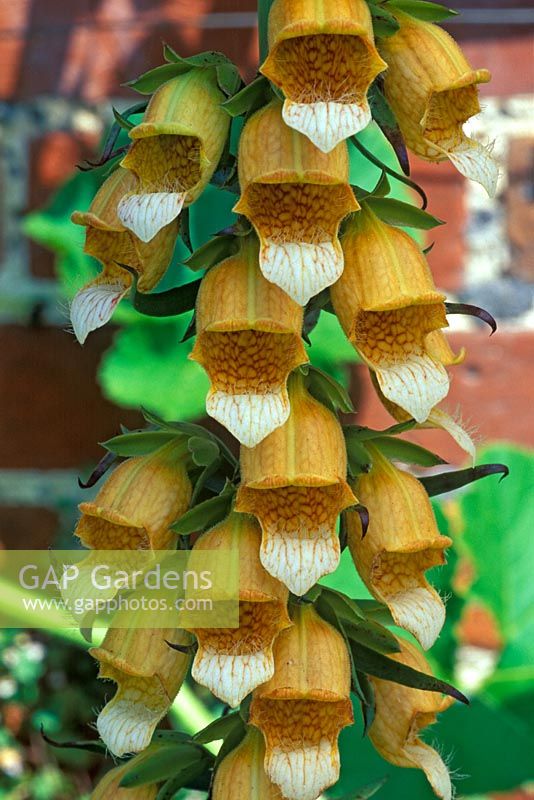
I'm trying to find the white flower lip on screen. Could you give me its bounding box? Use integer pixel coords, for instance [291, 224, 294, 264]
[117, 191, 185, 242]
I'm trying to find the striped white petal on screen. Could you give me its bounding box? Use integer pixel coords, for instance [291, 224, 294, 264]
[118, 192, 184, 242]
[192, 649, 274, 708]
[260, 525, 340, 596]
[260, 240, 343, 305]
[70, 280, 128, 344]
[206, 389, 290, 448]
[266, 739, 340, 800]
[283, 99, 372, 153]
[387, 586, 446, 651]
[374, 354, 450, 424]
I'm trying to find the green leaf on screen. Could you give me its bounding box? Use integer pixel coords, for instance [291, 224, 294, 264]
[156, 763, 211, 800]
[345, 437, 373, 477]
[350, 641, 469, 703]
[354, 600, 395, 627]
[304, 365, 354, 413]
[459, 446, 534, 703]
[370, 436, 447, 466]
[187, 436, 220, 467]
[221, 75, 272, 117]
[368, 2, 401, 37]
[172, 486, 235, 535]
[420, 463, 509, 496]
[125, 62, 191, 94]
[365, 197, 445, 230]
[112, 106, 135, 130]
[101, 430, 182, 457]
[184, 234, 239, 271]
[386, 0, 458, 22]
[98, 318, 210, 422]
[332, 776, 388, 799]
[353, 671, 377, 737]
[351, 135, 428, 209]
[120, 743, 207, 787]
[343, 618, 401, 655]
[194, 711, 244, 744]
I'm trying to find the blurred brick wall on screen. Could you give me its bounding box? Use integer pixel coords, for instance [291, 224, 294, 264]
[0, 0, 533, 545]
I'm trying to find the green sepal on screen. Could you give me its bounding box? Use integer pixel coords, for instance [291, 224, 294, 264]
[119, 742, 210, 787]
[141, 409, 239, 471]
[301, 364, 354, 413]
[221, 75, 273, 117]
[188, 436, 220, 468]
[364, 197, 445, 229]
[349, 641, 469, 703]
[156, 763, 211, 800]
[171, 482, 236, 535]
[368, 1, 401, 37]
[355, 600, 396, 627]
[420, 463, 509, 497]
[345, 437, 373, 478]
[354, 170, 391, 202]
[318, 587, 366, 623]
[351, 135, 428, 209]
[370, 435, 447, 466]
[344, 420, 417, 442]
[101, 430, 184, 457]
[125, 63, 192, 94]
[353, 671, 377, 738]
[214, 718, 248, 766]
[194, 711, 243, 744]
[386, 0, 458, 22]
[184, 234, 240, 272]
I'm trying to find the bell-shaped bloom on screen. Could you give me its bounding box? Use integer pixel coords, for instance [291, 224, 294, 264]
[190, 236, 308, 446]
[260, 0, 386, 153]
[234, 100, 358, 305]
[331, 205, 464, 424]
[380, 11, 498, 196]
[370, 372, 476, 463]
[346, 445, 452, 649]
[236, 373, 357, 595]
[250, 604, 353, 800]
[118, 70, 230, 242]
[90, 625, 191, 756]
[369, 638, 454, 800]
[189, 512, 291, 707]
[75, 440, 191, 551]
[70, 167, 178, 343]
[91, 760, 157, 799]
[213, 728, 283, 800]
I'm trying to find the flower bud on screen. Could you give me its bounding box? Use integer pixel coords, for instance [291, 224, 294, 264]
[368, 638, 454, 800]
[190, 512, 291, 707]
[346, 444, 451, 649]
[90, 624, 191, 756]
[190, 236, 308, 446]
[91, 760, 157, 799]
[331, 206, 464, 423]
[370, 371, 476, 463]
[118, 70, 230, 241]
[380, 11, 497, 196]
[260, 0, 386, 152]
[70, 167, 178, 343]
[250, 604, 353, 800]
[236, 373, 357, 594]
[213, 728, 283, 799]
[234, 100, 358, 305]
[75, 440, 191, 551]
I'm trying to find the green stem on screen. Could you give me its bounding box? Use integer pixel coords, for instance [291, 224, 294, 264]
[257, 0, 274, 63]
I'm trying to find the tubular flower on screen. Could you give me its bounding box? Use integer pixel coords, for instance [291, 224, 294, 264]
[236, 373, 357, 595]
[260, 0, 386, 153]
[346, 444, 452, 649]
[118, 70, 230, 242]
[190, 236, 308, 447]
[90, 625, 192, 756]
[189, 512, 291, 707]
[91, 760, 157, 799]
[213, 728, 283, 800]
[331, 205, 464, 423]
[368, 639, 454, 800]
[70, 168, 178, 343]
[370, 372, 476, 463]
[250, 604, 353, 800]
[75, 440, 191, 551]
[380, 11, 498, 196]
[233, 100, 358, 305]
